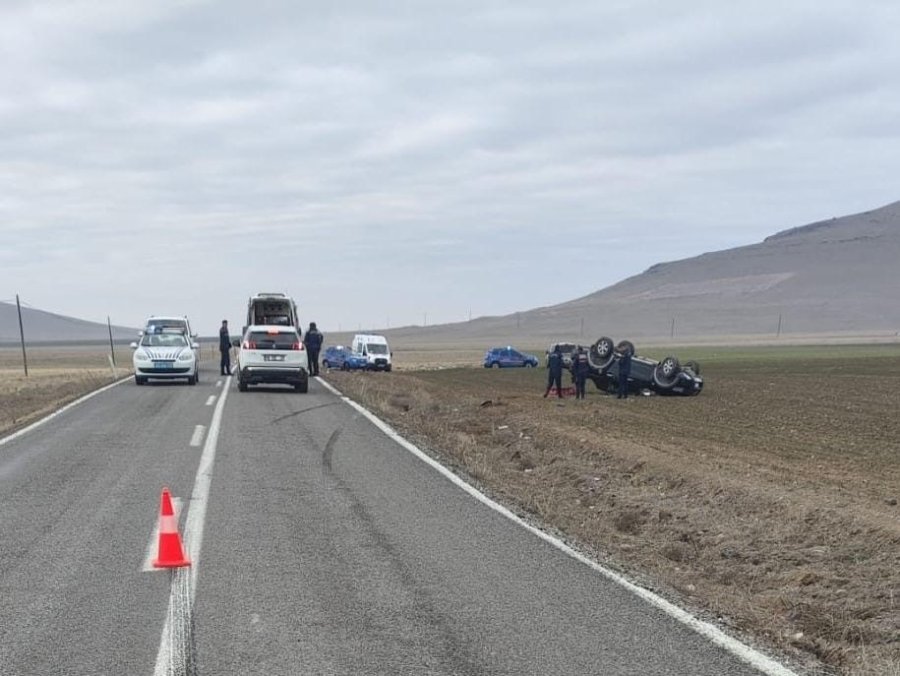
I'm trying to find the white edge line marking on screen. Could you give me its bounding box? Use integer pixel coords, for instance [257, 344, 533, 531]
[142, 497, 183, 572]
[317, 377, 798, 676]
[205, 395, 216, 406]
[153, 376, 231, 675]
[189, 425, 206, 448]
[0, 376, 131, 448]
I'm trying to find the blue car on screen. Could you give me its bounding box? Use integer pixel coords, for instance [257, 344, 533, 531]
[322, 345, 368, 371]
[483, 346, 539, 368]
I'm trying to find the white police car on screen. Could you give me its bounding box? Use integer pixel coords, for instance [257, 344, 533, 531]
[131, 329, 200, 385]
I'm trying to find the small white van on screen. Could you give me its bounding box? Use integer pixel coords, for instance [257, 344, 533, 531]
[244, 293, 299, 333]
[351, 334, 392, 371]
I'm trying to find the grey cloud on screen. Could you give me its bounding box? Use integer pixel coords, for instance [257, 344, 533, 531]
[2, 1, 900, 331]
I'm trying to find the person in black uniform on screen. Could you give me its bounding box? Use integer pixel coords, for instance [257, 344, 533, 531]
[219, 320, 231, 376]
[572, 347, 590, 400]
[544, 344, 564, 398]
[304, 322, 323, 377]
[617, 346, 632, 399]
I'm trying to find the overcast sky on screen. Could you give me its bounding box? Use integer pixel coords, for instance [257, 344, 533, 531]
[2, 0, 899, 334]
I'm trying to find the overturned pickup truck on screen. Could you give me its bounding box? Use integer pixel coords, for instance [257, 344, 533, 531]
[577, 337, 703, 396]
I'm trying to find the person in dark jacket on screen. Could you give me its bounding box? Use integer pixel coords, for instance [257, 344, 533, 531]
[617, 347, 632, 399]
[304, 322, 323, 376]
[219, 320, 231, 376]
[544, 344, 564, 398]
[572, 347, 590, 399]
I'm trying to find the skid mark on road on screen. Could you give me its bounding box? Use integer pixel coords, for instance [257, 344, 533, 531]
[322, 428, 342, 473]
[271, 401, 341, 425]
[314, 424, 484, 674]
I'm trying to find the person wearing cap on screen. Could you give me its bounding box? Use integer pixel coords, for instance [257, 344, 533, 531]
[218, 319, 232, 376]
[304, 322, 324, 376]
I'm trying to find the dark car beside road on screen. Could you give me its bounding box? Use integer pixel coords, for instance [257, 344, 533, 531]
[483, 347, 539, 368]
[322, 346, 367, 371]
[579, 336, 703, 396]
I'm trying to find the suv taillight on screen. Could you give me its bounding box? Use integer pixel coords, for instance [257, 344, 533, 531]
[242, 340, 256, 349]
[292, 342, 304, 351]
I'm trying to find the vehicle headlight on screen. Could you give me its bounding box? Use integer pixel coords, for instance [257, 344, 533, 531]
[134, 350, 151, 362]
[177, 350, 195, 362]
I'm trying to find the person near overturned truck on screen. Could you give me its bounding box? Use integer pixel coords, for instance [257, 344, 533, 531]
[617, 344, 633, 399]
[543, 344, 564, 398]
[572, 347, 590, 399]
[218, 319, 232, 376]
[304, 322, 323, 376]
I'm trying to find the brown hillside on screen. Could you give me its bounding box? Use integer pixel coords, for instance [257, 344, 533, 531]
[373, 200, 900, 348]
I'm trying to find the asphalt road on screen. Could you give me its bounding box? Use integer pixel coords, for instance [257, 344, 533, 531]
[0, 364, 796, 675]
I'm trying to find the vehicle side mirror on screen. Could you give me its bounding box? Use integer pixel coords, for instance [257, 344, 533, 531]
[191, 342, 200, 350]
[232, 339, 241, 347]
[129, 342, 138, 349]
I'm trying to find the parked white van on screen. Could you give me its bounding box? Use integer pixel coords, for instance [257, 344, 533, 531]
[244, 293, 299, 333]
[351, 334, 392, 371]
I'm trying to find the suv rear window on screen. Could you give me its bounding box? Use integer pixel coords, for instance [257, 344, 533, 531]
[246, 330, 299, 350]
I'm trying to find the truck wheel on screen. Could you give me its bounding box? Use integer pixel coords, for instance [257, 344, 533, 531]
[652, 356, 681, 390]
[588, 337, 615, 370]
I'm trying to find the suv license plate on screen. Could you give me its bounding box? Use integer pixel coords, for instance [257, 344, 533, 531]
[264, 354, 285, 362]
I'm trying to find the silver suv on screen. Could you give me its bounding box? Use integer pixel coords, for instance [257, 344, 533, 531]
[237, 325, 309, 392]
[546, 342, 579, 368]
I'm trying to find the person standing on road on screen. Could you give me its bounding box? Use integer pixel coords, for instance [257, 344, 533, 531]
[304, 321, 323, 377]
[544, 344, 564, 398]
[219, 319, 232, 376]
[617, 345, 632, 399]
[573, 347, 590, 399]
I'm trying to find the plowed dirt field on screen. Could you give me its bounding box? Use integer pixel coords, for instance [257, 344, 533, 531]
[326, 344, 900, 676]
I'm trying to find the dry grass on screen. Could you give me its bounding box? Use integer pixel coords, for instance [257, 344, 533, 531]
[326, 346, 900, 676]
[0, 346, 126, 436]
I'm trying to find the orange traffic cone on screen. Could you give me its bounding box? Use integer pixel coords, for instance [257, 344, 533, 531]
[152, 487, 191, 568]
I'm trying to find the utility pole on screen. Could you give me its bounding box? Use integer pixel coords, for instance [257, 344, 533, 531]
[670, 317, 676, 339]
[16, 294, 28, 376]
[107, 316, 116, 366]
[776, 313, 783, 338]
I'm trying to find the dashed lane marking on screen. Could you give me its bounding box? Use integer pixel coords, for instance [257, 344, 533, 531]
[204, 395, 216, 406]
[189, 425, 205, 448]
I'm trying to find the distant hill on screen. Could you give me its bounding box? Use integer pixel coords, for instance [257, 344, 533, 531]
[0, 302, 138, 344]
[6, 201, 900, 349]
[365, 200, 900, 348]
